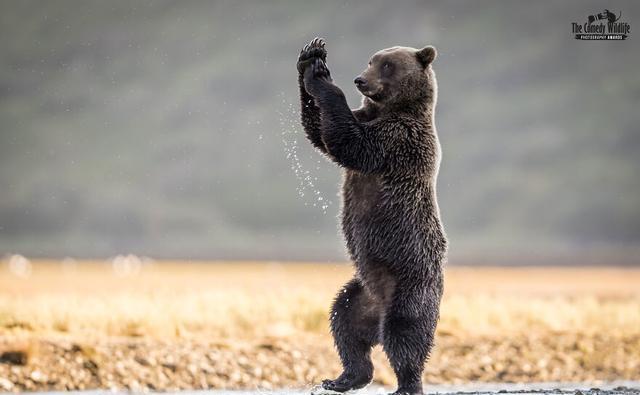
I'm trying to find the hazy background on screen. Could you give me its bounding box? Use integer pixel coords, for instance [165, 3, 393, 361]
[1, 0, 639, 263]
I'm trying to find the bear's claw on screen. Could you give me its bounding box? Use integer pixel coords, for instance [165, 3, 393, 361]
[298, 37, 327, 73]
[310, 384, 354, 395]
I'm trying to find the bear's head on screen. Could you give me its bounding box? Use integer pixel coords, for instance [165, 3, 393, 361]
[354, 45, 437, 109]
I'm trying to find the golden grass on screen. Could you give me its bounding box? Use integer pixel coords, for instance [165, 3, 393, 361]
[1, 260, 640, 390]
[1, 260, 639, 340]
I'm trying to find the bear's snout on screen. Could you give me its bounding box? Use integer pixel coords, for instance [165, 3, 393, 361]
[354, 76, 368, 88]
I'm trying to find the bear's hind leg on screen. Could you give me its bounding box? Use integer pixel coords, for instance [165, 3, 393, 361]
[382, 282, 441, 395]
[322, 277, 381, 392]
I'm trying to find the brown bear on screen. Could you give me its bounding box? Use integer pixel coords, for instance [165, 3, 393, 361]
[297, 38, 447, 395]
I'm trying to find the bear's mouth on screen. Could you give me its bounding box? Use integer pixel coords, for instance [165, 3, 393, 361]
[358, 86, 384, 101]
[367, 91, 384, 102]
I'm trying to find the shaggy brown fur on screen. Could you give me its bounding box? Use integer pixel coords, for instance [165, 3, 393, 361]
[297, 38, 447, 395]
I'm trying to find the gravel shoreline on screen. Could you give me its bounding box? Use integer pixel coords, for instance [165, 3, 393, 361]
[22, 385, 640, 395]
[1, 333, 639, 393]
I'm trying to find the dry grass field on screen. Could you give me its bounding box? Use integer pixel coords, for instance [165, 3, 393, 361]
[0, 259, 639, 391]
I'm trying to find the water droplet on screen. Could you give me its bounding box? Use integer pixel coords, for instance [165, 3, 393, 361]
[278, 97, 333, 214]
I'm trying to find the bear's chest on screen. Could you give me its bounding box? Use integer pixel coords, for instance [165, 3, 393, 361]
[342, 171, 385, 217]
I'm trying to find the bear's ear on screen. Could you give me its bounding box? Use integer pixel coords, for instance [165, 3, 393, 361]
[416, 45, 437, 68]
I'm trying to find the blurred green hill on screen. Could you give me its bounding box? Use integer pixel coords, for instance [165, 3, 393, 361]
[1, 0, 639, 262]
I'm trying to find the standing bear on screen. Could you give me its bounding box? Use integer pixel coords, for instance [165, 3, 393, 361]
[297, 38, 448, 395]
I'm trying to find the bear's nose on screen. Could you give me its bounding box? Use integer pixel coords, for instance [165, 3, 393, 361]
[354, 76, 367, 87]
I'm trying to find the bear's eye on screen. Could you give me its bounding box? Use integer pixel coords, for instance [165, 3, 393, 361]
[381, 62, 393, 76]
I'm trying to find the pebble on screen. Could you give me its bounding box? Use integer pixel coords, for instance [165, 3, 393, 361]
[0, 377, 14, 391]
[29, 370, 46, 383]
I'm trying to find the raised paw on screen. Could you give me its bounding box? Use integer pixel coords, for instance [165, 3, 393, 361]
[297, 37, 327, 73]
[311, 57, 331, 81]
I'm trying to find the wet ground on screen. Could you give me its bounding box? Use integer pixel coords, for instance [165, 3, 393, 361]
[28, 381, 640, 395]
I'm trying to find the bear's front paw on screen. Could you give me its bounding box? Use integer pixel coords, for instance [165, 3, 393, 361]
[311, 57, 331, 81]
[303, 57, 334, 98]
[297, 37, 327, 74]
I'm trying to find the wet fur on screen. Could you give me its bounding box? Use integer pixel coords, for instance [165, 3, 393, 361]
[297, 40, 447, 395]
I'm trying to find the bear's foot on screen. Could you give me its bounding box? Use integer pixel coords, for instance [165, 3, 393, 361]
[388, 385, 424, 395]
[320, 370, 372, 393]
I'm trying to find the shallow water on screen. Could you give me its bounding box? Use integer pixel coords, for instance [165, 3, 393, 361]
[29, 381, 640, 395]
